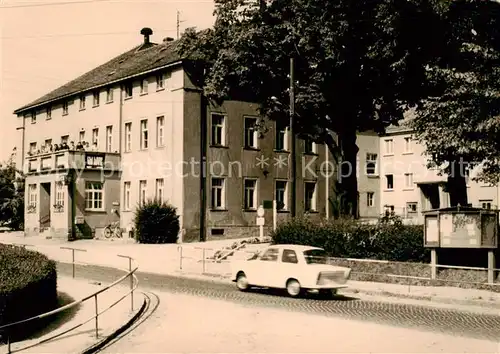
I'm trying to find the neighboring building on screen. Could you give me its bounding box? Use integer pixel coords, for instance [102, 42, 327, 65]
[379, 121, 499, 224]
[14, 28, 338, 242]
[357, 131, 381, 222]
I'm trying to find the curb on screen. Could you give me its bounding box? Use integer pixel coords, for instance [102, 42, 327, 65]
[80, 294, 148, 354]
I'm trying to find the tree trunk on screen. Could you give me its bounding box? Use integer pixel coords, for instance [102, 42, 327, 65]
[338, 129, 359, 218]
[447, 158, 468, 207]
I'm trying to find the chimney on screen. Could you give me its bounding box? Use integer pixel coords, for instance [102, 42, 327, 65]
[163, 37, 175, 43]
[140, 27, 153, 44]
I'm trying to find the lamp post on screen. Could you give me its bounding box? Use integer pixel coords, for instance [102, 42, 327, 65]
[289, 57, 296, 218]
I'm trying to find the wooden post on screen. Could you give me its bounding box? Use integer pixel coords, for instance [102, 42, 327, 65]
[430, 249, 437, 280]
[488, 250, 496, 284]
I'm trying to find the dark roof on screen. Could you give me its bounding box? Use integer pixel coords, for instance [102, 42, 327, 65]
[14, 40, 184, 114]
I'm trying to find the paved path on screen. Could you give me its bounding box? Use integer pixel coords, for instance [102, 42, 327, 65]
[0, 276, 143, 354]
[101, 290, 500, 353]
[3, 233, 500, 309]
[57, 263, 500, 342]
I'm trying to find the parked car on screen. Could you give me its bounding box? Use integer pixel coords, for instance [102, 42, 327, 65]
[230, 244, 352, 297]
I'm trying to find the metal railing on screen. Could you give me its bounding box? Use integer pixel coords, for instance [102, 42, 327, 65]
[0, 244, 139, 354]
[176, 244, 500, 288]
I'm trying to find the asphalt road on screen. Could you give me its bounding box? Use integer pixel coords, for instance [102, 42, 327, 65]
[57, 263, 500, 342]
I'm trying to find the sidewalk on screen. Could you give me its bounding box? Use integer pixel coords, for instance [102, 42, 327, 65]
[0, 276, 145, 354]
[2, 232, 500, 311]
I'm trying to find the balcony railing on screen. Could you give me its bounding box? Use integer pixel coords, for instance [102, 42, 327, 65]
[25, 150, 121, 174]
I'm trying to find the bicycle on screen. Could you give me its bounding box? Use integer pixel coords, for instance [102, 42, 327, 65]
[104, 221, 122, 239]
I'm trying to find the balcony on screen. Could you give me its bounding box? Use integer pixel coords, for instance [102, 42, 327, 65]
[25, 150, 121, 174]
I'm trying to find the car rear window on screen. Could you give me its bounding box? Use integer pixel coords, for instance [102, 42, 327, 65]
[303, 249, 329, 264]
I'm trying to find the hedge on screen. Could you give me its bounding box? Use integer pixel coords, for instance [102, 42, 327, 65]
[0, 244, 58, 342]
[134, 199, 180, 244]
[271, 215, 430, 263]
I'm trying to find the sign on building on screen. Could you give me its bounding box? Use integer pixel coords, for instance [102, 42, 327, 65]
[85, 152, 105, 169]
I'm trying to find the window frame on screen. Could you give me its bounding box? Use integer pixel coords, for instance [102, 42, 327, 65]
[275, 180, 288, 211]
[124, 83, 133, 98]
[367, 192, 375, 207]
[106, 87, 114, 103]
[304, 181, 317, 212]
[210, 113, 226, 146]
[79, 94, 86, 110]
[84, 181, 104, 211]
[404, 173, 414, 189]
[384, 138, 394, 155]
[123, 181, 131, 211]
[54, 181, 65, 211]
[156, 116, 165, 147]
[93, 91, 100, 107]
[124, 122, 132, 152]
[211, 177, 226, 210]
[140, 119, 149, 150]
[62, 101, 69, 115]
[140, 78, 148, 94]
[155, 178, 164, 204]
[304, 138, 316, 154]
[243, 178, 258, 210]
[139, 180, 147, 206]
[385, 174, 394, 190]
[243, 116, 259, 149]
[28, 184, 38, 209]
[92, 128, 99, 148]
[366, 153, 378, 176]
[105, 125, 113, 152]
[46, 106, 52, 120]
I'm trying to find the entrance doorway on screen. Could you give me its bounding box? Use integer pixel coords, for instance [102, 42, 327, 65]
[40, 182, 51, 229]
[420, 183, 440, 210]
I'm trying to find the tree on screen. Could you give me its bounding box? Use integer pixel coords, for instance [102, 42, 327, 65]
[177, 0, 449, 217]
[0, 153, 24, 230]
[411, 0, 500, 206]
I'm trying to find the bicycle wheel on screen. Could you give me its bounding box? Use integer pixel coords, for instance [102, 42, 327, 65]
[104, 226, 113, 238]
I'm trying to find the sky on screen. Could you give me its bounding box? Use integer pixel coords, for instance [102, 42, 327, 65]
[0, 0, 216, 163]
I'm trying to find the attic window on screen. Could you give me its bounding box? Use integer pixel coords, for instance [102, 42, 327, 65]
[118, 59, 125, 64]
[108, 71, 116, 76]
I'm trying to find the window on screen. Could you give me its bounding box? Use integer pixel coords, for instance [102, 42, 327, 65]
[92, 128, 99, 148]
[385, 174, 394, 190]
[156, 73, 165, 90]
[140, 78, 148, 94]
[62, 101, 69, 115]
[244, 117, 258, 149]
[282, 249, 298, 264]
[404, 173, 413, 189]
[481, 200, 493, 209]
[139, 180, 147, 205]
[140, 119, 148, 149]
[244, 179, 258, 210]
[366, 153, 378, 175]
[124, 123, 132, 152]
[46, 107, 52, 120]
[155, 178, 164, 204]
[85, 182, 104, 211]
[29, 142, 37, 154]
[61, 135, 69, 145]
[125, 83, 133, 98]
[55, 182, 65, 210]
[79, 130, 85, 144]
[31, 111, 36, 124]
[275, 122, 288, 151]
[106, 125, 113, 152]
[304, 181, 317, 211]
[384, 139, 394, 155]
[93, 91, 100, 107]
[157, 116, 165, 147]
[79, 94, 86, 110]
[260, 248, 279, 262]
[304, 138, 316, 154]
[211, 113, 226, 146]
[404, 136, 412, 153]
[28, 184, 37, 209]
[407, 202, 418, 213]
[44, 138, 52, 147]
[123, 181, 131, 211]
[211, 177, 225, 209]
[106, 87, 114, 102]
[367, 192, 375, 207]
[275, 180, 288, 210]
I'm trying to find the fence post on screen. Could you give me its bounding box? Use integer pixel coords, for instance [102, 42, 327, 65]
[60, 247, 87, 278]
[7, 332, 11, 354]
[94, 294, 99, 338]
[129, 257, 134, 312]
[430, 249, 437, 280]
[202, 247, 206, 274]
[178, 246, 183, 270]
[488, 250, 496, 284]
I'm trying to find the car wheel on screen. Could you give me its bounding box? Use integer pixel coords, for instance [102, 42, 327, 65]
[236, 272, 249, 291]
[286, 279, 301, 297]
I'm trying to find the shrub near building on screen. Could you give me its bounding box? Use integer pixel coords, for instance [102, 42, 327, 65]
[271, 216, 429, 263]
[0, 244, 57, 342]
[134, 199, 180, 244]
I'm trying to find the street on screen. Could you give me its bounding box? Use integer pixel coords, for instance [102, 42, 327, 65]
[57, 262, 500, 352]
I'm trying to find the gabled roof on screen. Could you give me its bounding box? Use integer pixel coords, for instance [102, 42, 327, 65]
[14, 39, 184, 114]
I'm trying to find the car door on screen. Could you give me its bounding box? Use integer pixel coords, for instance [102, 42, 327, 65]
[250, 247, 280, 287]
[278, 248, 300, 287]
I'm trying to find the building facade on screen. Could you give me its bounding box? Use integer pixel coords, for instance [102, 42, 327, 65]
[15, 28, 339, 242]
[378, 124, 499, 224]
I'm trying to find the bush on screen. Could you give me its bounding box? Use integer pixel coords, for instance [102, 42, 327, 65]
[0, 244, 58, 342]
[271, 215, 429, 263]
[134, 199, 180, 244]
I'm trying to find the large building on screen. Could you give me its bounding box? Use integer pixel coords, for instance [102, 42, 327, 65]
[14, 28, 340, 242]
[378, 121, 499, 224]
